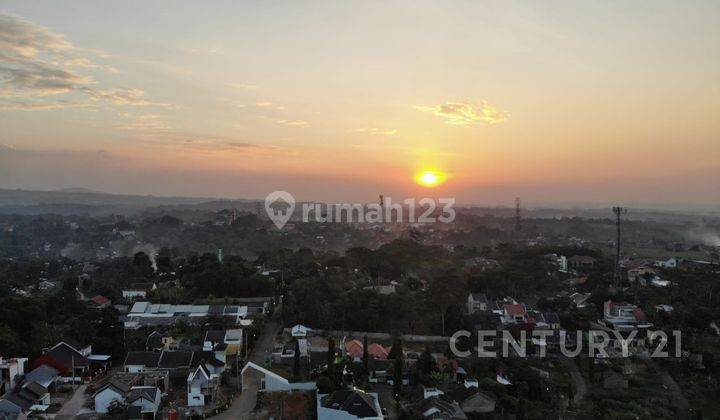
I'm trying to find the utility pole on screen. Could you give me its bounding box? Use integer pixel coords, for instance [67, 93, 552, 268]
[612, 207, 626, 287]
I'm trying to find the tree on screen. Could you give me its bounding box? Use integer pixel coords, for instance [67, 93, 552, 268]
[327, 337, 336, 383]
[417, 347, 436, 377]
[133, 252, 154, 276]
[292, 339, 301, 381]
[317, 375, 334, 394]
[393, 340, 404, 398]
[362, 335, 369, 374]
[107, 399, 127, 415]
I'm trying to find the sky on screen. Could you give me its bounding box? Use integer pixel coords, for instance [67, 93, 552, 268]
[0, 0, 719, 208]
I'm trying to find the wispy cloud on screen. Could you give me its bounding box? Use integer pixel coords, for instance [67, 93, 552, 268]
[0, 13, 162, 110]
[228, 82, 258, 90]
[415, 100, 509, 126]
[351, 127, 397, 136]
[117, 114, 171, 133]
[276, 119, 308, 127]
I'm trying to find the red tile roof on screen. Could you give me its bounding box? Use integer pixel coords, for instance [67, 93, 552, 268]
[367, 343, 389, 360]
[345, 340, 364, 359]
[90, 295, 110, 305]
[504, 304, 526, 316]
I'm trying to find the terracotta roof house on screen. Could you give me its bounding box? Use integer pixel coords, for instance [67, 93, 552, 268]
[345, 340, 364, 360]
[367, 343, 390, 360]
[89, 295, 111, 309]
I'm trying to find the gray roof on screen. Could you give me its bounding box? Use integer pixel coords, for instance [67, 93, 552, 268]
[321, 390, 378, 418]
[127, 387, 158, 403]
[124, 351, 161, 368]
[24, 365, 59, 388]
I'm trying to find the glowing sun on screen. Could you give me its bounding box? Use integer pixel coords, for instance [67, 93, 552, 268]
[415, 170, 446, 187]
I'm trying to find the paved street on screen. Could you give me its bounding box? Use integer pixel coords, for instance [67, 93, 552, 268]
[641, 355, 689, 419]
[563, 357, 586, 404]
[375, 384, 398, 419]
[212, 310, 281, 419]
[54, 384, 87, 420]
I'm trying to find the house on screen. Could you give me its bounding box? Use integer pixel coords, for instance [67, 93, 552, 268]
[466, 293, 488, 314]
[661, 257, 680, 269]
[93, 371, 170, 414]
[367, 343, 390, 360]
[363, 284, 397, 295]
[502, 304, 527, 324]
[124, 352, 162, 373]
[146, 331, 183, 352]
[627, 266, 656, 284]
[192, 351, 226, 376]
[423, 387, 444, 399]
[122, 283, 157, 299]
[655, 304, 674, 314]
[203, 328, 243, 360]
[94, 379, 131, 413]
[602, 300, 652, 330]
[419, 396, 467, 419]
[368, 359, 392, 384]
[124, 302, 248, 328]
[23, 365, 59, 390]
[1, 357, 28, 395]
[187, 364, 219, 408]
[345, 340, 364, 360]
[568, 255, 596, 270]
[569, 292, 591, 309]
[88, 295, 112, 309]
[446, 386, 495, 415]
[317, 388, 384, 420]
[126, 386, 161, 419]
[0, 381, 50, 417]
[233, 297, 273, 316]
[30, 339, 109, 381]
[291, 324, 311, 338]
[241, 362, 316, 392]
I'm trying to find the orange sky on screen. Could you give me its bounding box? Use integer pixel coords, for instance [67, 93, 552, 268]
[1, 1, 719, 208]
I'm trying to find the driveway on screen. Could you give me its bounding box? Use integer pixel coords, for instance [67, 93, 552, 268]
[212, 313, 281, 419]
[54, 384, 87, 420]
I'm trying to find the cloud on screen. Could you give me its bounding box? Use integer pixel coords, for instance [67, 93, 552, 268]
[415, 100, 509, 126]
[117, 114, 171, 132]
[228, 83, 258, 90]
[0, 13, 161, 110]
[135, 135, 276, 156]
[276, 119, 308, 126]
[352, 127, 397, 136]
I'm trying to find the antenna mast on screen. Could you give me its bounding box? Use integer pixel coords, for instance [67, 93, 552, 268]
[515, 197, 521, 234]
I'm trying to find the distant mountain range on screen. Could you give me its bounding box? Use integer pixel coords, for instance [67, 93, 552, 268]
[0, 188, 717, 220]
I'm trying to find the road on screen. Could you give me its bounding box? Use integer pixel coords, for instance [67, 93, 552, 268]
[212, 313, 281, 419]
[54, 384, 87, 420]
[375, 384, 398, 419]
[563, 357, 586, 405]
[641, 355, 689, 419]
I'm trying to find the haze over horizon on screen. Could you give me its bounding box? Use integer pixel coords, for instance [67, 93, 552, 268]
[1, 1, 719, 207]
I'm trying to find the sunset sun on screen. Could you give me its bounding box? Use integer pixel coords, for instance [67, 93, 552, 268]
[415, 170, 446, 187]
